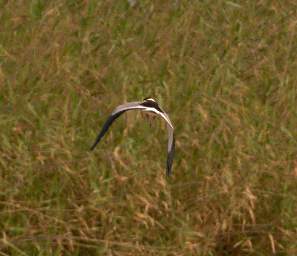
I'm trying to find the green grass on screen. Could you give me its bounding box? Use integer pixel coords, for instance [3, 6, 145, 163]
[1, 0, 297, 255]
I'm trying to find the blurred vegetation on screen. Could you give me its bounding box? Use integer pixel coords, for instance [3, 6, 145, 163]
[0, 0, 297, 255]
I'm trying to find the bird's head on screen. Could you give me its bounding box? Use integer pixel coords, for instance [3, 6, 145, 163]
[141, 97, 164, 113]
[143, 97, 157, 103]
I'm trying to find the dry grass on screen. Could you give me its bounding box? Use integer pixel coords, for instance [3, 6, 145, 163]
[0, 0, 297, 255]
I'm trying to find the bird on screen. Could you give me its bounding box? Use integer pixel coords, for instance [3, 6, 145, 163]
[90, 98, 175, 176]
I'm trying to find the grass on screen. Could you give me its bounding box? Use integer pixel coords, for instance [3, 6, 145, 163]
[0, 0, 297, 255]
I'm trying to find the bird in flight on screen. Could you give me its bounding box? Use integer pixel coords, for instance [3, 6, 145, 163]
[90, 98, 175, 176]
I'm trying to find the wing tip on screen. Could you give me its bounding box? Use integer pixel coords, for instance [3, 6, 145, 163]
[166, 169, 172, 177]
[166, 161, 173, 176]
[166, 137, 175, 177]
[90, 140, 100, 151]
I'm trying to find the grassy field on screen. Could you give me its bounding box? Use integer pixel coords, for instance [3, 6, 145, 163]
[1, 1, 297, 255]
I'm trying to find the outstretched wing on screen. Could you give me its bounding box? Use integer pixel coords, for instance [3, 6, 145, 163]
[166, 123, 175, 176]
[90, 102, 145, 150]
[151, 110, 175, 176]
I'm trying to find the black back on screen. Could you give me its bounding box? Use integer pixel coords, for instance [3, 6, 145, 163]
[140, 100, 164, 113]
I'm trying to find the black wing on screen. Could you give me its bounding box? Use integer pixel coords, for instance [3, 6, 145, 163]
[90, 102, 144, 150]
[166, 126, 175, 176]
